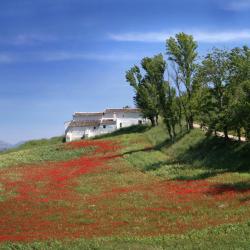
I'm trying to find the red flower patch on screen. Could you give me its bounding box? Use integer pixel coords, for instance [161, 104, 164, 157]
[0, 139, 249, 242]
[0, 140, 121, 242]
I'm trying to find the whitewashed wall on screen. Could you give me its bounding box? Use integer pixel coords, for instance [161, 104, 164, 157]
[66, 124, 117, 142]
[87, 124, 117, 138]
[65, 110, 148, 142]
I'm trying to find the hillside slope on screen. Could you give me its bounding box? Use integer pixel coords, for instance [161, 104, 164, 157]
[0, 124, 249, 249]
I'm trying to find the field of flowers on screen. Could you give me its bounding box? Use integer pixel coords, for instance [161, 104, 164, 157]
[0, 125, 249, 249]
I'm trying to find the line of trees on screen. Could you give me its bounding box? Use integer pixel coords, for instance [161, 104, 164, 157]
[126, 33, 250, 141]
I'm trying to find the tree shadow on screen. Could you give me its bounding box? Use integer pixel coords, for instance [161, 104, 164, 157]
[143, 160, 169, 171]
[172, 170, 225, 181]
[176, 136, 250, 172]
[153, 130, 190, 151]
[206, 181, 250, 195]
[127, 131, 250, 181]
[118, 130, 189, 159]
[121, 146, 155, 156]
[239, 196, 250, 203]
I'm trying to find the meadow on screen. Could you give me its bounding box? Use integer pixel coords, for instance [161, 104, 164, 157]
[0, 124, 249, 249]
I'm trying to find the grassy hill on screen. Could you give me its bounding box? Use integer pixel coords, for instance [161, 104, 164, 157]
[0, 124, 249, 249]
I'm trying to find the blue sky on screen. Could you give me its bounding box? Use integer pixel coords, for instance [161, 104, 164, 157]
[0, 0, 250, 143]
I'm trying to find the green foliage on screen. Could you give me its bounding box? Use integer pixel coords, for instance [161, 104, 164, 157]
[126, 65, 159, 126]
[166, 33, 198, 129]
[193, 46, 250, 140]
[228, 46, 250, 139]
[126, 54, 181, 140]
[126, 32, 249, 141]
[197, 48, 231, 137]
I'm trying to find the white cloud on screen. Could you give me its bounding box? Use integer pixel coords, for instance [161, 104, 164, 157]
[109, 30, 250, 43]
[110, 32, 169, 43]
[0, 51, 139, 64]
[38, 51, 139, 62]
[226, 0, 250, 11]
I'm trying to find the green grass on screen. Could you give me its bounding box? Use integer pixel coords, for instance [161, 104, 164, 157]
[1, 222, 250, 249]
[0, 137, 93, 169]
[0, 123, 249, 249]
[119, 125, 250, 181]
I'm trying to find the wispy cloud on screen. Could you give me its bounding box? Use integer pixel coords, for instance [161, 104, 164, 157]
[225, 0, 250, 11]
[37, 51, 139, 62]
[0, 51, 139, 64]
[0, 34, 57, 46]
[109, 30, 250, 43]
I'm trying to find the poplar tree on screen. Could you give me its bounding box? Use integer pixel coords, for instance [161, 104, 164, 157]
[166, 32, 198, 130]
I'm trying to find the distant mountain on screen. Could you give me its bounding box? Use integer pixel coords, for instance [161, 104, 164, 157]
[13, 141, 26, 148]
[0, 141, 12, 152]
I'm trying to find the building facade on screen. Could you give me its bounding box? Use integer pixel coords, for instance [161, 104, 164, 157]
[64, 108, 147, 142]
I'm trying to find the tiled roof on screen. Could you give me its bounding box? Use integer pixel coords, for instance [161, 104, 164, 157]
[68, 119, 116, 128]
[73, 108, 141, 116]
[101, 119, 116, 125]
[74, 112, 103, 116]
[105, 108, 141, 113]
[68, 120, 100, 127]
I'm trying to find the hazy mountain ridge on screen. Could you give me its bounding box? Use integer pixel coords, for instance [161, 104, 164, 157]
[0, 140, 12, 151]
[0, 140, 26, 152]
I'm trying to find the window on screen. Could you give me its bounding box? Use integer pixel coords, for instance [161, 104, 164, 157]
[103, 125, 106, 129]
[120, 123, 122, 128]
[138, 120, 142, 125]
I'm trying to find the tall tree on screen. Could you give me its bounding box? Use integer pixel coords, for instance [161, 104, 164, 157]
[228, 46, 250, 140]
[198, 48, 231, 139]
[166, 32, 198, 129]
[126, 54, 179, 140]
[140, 54, 178, 141]
[126, 65, 159, 126]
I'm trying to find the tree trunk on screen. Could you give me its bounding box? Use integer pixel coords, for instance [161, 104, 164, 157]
[172, 124, 176, 139]
[163, 117, 174, 142]
[245, 127, 250, 141]
[150, 117, 156, 127]
[179, 120, 183, 133]
[189, 115, 194, 129]
[155, 115, 159, 126]
[166, 124, 173, 142]
[237, 128, 241, 142]
[186, 119, 190, 131]
[224, 127, 229, 140]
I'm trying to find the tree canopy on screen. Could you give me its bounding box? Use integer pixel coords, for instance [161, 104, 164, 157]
[126, 32, 250, 141]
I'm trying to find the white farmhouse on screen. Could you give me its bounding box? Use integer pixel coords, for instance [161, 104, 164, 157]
[64, 108, 147, 142]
